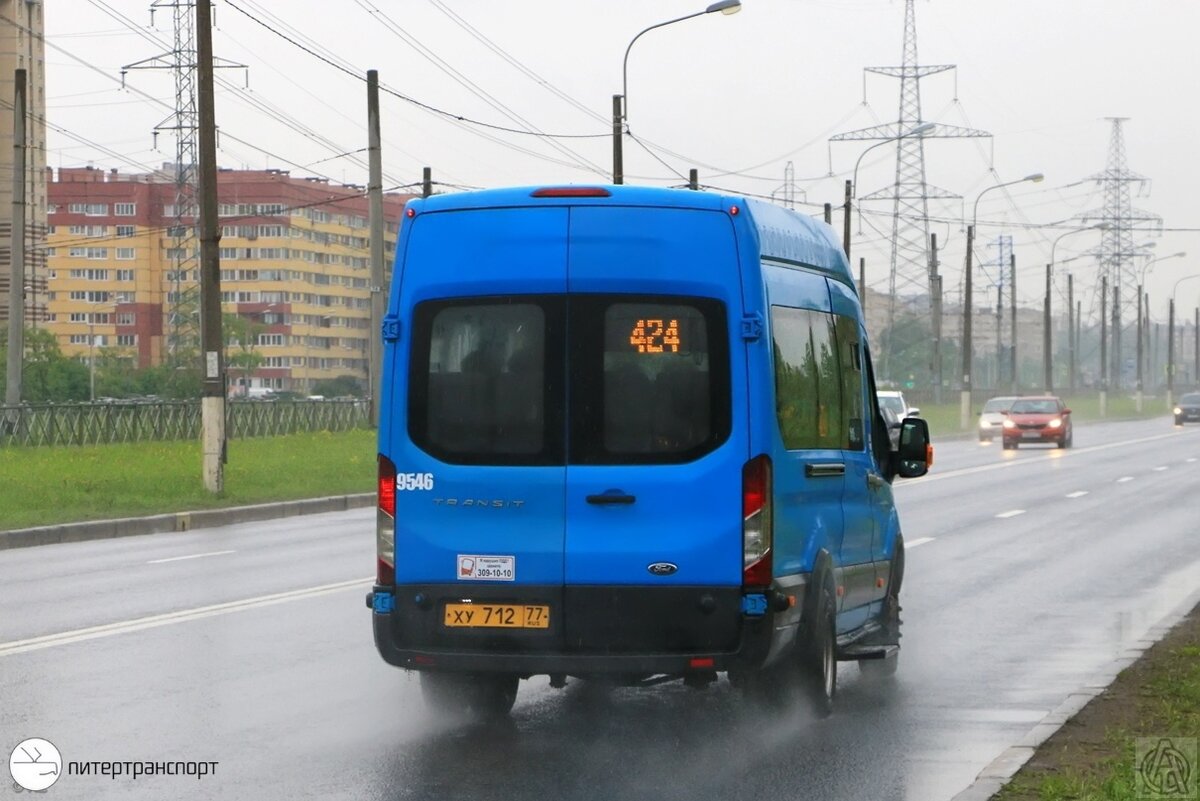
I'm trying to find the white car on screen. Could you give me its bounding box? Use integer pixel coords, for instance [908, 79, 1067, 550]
[977, 395, 1018, 441]
[876, 390, 919, 422]
[876, 390, 920, 448]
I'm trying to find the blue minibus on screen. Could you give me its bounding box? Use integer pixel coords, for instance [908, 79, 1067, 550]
[368, 185, 931, 718]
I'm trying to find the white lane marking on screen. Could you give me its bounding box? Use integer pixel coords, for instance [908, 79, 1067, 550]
[0, 577, 372, 658]
[147, 549, 236, 564]
[996, 510, 1026, 519]
[1065, 491, 1089, 498]
[1188, 458, 1197, 463]
[903, 429, 1198, 486]
[1153, 466, 1169, 472]
[906, 537, 935, 549]
[1117, 476, 1135, 483]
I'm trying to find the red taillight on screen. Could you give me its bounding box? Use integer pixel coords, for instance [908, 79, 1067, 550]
[378, 454, 396, 516]
[531, 186, 612, 198]
[377, 558, 395, 586]
[690, 657, 715, 669]
[742, 455, 773, 588]
[377, 455, 397, 585]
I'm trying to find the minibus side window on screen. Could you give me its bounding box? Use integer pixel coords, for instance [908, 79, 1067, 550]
[833, 314, 865, 450]
[771, 306, 843, 450]
[569, 296, 730, 465]
[408, 297, 564, 465]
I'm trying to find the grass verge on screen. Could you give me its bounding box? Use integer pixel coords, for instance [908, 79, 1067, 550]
[997, 602, 1200, 800]
[0, 429, 376, 531]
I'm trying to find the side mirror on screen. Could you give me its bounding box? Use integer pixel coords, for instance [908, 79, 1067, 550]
[908, 407, 920, 417]
[1062, 408, 1072, 415]
[890, 417, 931, 479]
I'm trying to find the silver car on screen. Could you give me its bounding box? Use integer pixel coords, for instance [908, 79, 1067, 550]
[978, 395, 1018, 442]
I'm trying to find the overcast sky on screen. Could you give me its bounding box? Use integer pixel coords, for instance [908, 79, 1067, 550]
[43, 0, 1200, 323]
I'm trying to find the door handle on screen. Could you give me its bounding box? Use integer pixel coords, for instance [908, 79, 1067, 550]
[586, 490, 636, 506]
[866, 473, 886, 490]
[805, 463, 845, 478]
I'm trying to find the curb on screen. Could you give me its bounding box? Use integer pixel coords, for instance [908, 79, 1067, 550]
[949, 583, 1200, 801]
[0, 493, 375, 551]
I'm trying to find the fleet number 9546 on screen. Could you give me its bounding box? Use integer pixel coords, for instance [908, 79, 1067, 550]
[396, 472, 435, 491]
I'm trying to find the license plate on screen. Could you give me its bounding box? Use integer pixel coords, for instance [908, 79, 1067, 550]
[443, 603, 550, 629]
[1022, 431, 1040, 438]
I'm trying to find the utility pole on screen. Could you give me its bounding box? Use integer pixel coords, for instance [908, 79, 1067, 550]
[196, 0, 224, 493]
[1075, 300, 1081, 392]
[995, 279, 1003, 389]
[1135, 286, 1144, 411]
[422, 167, 432, 199]
[1100, 276, 1108, 417]
[930, 233, 942, 404]
[1167, 298, 1175, 409]
[1067, 273, 1075, 393]
[823, 203, 832, 225]
[5, 69, 26, 409]
[1043, 263, 1052, 391]
[1112, 285, 1120, 392]
[688, 169, 698, 191]
[859, 258, 866, 313]
[367, 70, 384, 429]
[960, 224, 974, 430]
[1009, 254, 1017, 394]
[612, 95, 623, 185]
[842, 180, 852, 259]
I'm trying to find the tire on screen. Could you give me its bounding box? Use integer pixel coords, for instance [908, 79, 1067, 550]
[1002, 440, 1015, 450]
[419, 672, 519, 721]
[798, 581, 837, 718]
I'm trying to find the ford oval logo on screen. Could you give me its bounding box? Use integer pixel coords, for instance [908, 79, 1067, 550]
[647, 562, 678, 576]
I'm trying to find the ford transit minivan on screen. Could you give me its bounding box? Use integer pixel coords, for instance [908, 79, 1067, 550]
[368, 185, 930, 719]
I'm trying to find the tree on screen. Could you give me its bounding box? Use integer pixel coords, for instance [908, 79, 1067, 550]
[312, 375, 363, 398]
[223, 312, 266, 397]
[0, 327, 90, 403]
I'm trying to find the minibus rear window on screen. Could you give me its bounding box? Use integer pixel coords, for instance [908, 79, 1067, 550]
[569, 296, 730, 465]
[408, 297, 564, 465]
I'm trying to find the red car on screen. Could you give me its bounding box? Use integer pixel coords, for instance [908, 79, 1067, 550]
[1001, 396, 1073, 449]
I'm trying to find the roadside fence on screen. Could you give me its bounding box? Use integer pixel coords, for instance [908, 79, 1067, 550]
[0, 399, 369, 448]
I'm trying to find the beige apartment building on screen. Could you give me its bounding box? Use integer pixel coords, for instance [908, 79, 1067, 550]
[0, 0, 49, 327]
[47, 166, 413, 394]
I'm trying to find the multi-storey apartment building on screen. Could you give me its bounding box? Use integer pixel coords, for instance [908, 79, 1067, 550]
[46, 166, 412, 394]
[0, 0, 49, 328]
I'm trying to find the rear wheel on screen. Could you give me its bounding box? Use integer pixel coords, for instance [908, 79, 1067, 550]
[419, 672, 519, 721]
[798, 581, 837, 717]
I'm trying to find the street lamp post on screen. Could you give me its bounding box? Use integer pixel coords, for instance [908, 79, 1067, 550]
[847, 122, 936, 252]
[1137, 251, 1186, 407]
[613, 0, 742, 184]
[1046, 224, 1105, 397]
[960, 172, 1044, 430]
[1170, 273, 1200, 406]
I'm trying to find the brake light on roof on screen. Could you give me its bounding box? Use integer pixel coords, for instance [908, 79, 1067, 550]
[531, 187, 612, 198]
[742, 455, 773, 588]
[377, 455, 397, 585]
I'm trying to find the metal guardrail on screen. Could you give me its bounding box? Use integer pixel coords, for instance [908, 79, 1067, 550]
[0, 399, 369, 448]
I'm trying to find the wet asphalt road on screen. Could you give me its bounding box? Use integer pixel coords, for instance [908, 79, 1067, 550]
[2, 416, 1199, 801]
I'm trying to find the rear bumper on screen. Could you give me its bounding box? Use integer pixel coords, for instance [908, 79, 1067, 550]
[1003, 429, 1066, 444]
[370, 579, 805, 676]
